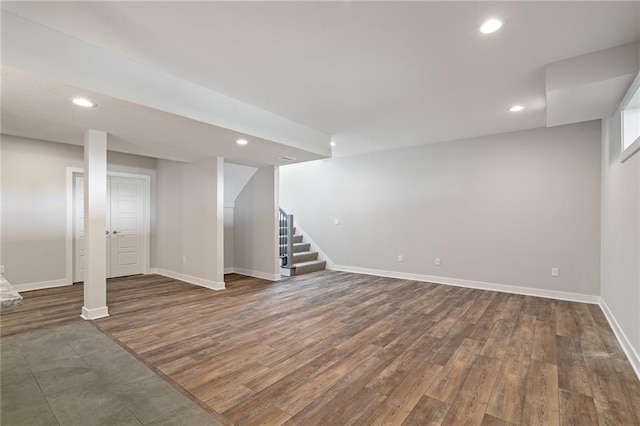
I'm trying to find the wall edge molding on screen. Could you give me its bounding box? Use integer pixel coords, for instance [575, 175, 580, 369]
[598, 298, 640, 380]
[12, 278, 71, 293]
[149, 268, 225, 291]
[331, 264, 601, 304]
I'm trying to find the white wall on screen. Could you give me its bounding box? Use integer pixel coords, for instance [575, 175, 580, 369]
[155, 157, 224, 288]
[224, 207, 234, 272]
[281, 121, 602, 297]
[233, 166, 279, 280]
[1, 135, 156, 286]
[601, 111, 640, 365]
[222, 162, 257, 273]
[224, 163, 257, 207]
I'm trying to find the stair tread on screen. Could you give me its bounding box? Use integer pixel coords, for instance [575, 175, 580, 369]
[292, 252, 319, 262]
[293, 259, 325, 266]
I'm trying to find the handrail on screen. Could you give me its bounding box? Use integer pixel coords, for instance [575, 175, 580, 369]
[279, 208, 294, 268]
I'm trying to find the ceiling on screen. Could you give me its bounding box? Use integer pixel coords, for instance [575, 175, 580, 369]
[1, 67, 322, 167]
[2, 1, 640, 158]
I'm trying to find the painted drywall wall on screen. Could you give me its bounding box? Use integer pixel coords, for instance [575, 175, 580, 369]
[233, 166, 279, 280]
[601, 112, 640, 359]
[222, 162, 256, 272]
[224, 163, 257, 207]
[281, 121, 601, 296]
[1, 134, 157, 286]
[155, 159, 185, 274]
[155, 157, 224, 287]
[224, 207, 234, 271]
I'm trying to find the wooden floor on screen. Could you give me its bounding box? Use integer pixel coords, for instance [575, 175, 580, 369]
[2, 271, 639, 425]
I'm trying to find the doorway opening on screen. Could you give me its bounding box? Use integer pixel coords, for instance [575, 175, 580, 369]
[68, 169, 151, 283]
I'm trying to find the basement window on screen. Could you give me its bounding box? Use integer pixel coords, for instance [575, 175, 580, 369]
[621, 73, 640, 162]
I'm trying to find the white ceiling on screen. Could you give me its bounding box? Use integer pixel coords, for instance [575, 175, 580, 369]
[0, 67, 322, 167]
[2, 1, 640, 158]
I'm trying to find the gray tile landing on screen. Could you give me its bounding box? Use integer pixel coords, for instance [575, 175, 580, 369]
[1, 322, 222, 426]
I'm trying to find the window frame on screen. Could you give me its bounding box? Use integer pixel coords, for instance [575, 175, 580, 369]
[620, 71, 640, 163]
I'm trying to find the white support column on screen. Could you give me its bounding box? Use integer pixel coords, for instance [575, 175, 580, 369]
[215, 157, 225, 285]
[273, 166, 281, 278]
[81, 130, 109, 320]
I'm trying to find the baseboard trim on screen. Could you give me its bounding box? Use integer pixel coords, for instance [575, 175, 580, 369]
[12, 278, 72, 293]
[149, 268, 225, 290]
[598, 299, 640, 380]
[224, 267, 234, 274]
[331, 264, 601, 304]
[81, 306, 109, 320]
[231, 268, 280, 282]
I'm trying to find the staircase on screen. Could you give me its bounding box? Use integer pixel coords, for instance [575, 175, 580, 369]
[279, 209, 325, 276]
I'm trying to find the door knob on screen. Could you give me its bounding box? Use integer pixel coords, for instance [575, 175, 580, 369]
[112, 230, 119, 235]
[106, 230, 110, 235]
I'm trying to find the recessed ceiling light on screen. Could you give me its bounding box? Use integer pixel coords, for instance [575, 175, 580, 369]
[508, 105, 525, 112]
[279, 156, 297, 161]
[330, 141, 336, 147]
[72, 97, 96, 108]
[480, 18, 504, 34]
[236, 139, 248, 145]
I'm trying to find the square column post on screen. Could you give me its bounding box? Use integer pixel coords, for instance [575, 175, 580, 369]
[81, 130, 109, 320]
[215, 157, 224, 285]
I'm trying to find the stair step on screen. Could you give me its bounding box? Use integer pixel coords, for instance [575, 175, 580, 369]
[279, 235, 303, 244]
[279, 242, 310, 253]
[292, 251, 318, 263]
[293, 243, 311, 253]
[278, 227, 296, 235]
[293, 260, 326, 275]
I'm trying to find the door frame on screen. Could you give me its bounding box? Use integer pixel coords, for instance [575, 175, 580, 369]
[66, 167, 151, 283]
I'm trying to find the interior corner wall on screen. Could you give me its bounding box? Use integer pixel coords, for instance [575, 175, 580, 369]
[155, 157, 224, 287]
[224, 207, 234, 271]
[0, 136, 3, 271]
[233, 166, 279, 280]
[280, 121, 602, 297]
[601, 112, 640, 360]
[0, 134, 157, 286]
[155, 159, 185, 274]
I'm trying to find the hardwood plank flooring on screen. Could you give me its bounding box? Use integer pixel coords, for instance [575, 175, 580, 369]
[1, 271, 639, 425]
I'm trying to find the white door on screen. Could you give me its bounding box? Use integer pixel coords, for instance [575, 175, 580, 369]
[73, 175, 146, 282]
[109, 177, 145, 278]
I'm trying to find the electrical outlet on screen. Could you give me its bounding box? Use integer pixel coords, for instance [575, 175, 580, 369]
[0, 265, 4, 274]
[398, 255, 404, 262]
[334, 218, 340, 225]
[182, 256, 187, 264]
[551, 267, 559, 277]
[435, 258, 441, 266]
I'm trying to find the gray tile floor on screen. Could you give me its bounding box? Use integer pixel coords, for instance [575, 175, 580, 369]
[1, 322, 223, 426]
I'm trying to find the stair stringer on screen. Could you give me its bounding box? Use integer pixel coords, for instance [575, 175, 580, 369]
[287, 220, 335, 270]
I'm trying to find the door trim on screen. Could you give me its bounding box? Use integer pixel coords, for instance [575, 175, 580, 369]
[66, 167, 151, 284]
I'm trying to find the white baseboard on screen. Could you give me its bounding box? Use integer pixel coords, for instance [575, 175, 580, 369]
[224, 267, 234, 274]
[598, 299, 640, 380]
[231, 267, 280, 281]
[81, 306, 109, 320]
[12, 278, 72, 293]
[149, 268, 225, 290]
[331, 264, 601, 304]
